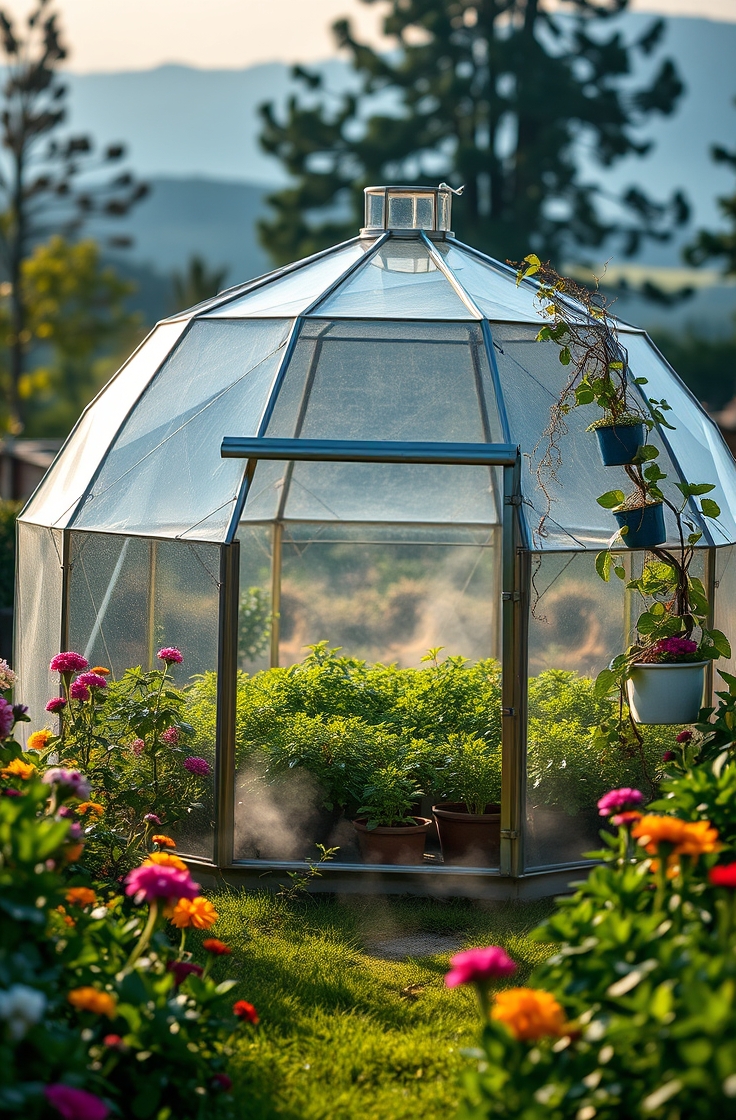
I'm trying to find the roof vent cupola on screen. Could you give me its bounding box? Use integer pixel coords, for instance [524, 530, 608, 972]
[362, 183, 462, 237]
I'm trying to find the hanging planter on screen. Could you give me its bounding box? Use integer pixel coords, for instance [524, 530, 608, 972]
[432, 802, 500, 866]
[353, 818, 431, 865]
[612, 500, 666, 548]
[589, 417, 646, 466]
[627, 661, 708, 725]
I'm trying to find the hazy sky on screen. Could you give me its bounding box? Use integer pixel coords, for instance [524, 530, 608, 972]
[12, 0, 736, 73]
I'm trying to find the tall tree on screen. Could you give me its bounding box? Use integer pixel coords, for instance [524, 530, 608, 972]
[0, 0, 147, 434]
[259, 0, 687, 266]
[684, 98, 736, 278]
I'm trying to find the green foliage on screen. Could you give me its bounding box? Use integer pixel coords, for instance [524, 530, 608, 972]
[0, 500, 19, 609]
[684, 98, 736, 279]
[237, 585, 271, 666]
[652, 328, 736, 412]
[460, 764, 736, 1119]
[439, 734, 501, 815]
[258, 0, 686, 265]
[357, 763, 423, 829]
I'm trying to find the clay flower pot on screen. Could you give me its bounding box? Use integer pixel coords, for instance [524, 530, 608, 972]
[594, 421, 646, 466]
[627, 661, 708, 725]
[353, 818, 431, 865]
[432, 802, 501, 866]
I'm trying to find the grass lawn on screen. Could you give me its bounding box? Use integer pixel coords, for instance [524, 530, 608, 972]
[194, 890, 556, 1120]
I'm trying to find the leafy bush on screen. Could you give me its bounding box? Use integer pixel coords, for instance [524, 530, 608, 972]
[0, 500, 20, 610]
[438, 734, 502, 814]
[357, 763, 423, 828]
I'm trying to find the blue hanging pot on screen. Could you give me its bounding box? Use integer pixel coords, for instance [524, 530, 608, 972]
[613, 501, 666, 548]
[594, 422, 646, 466]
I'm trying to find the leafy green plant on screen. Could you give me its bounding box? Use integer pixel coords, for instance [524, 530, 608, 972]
[439, 734, 501, 815]
[238, 585, 271, 666]
[357, 763, 423, 829]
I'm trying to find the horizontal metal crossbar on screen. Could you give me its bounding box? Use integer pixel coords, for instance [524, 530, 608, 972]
[221, 436, 519, 466]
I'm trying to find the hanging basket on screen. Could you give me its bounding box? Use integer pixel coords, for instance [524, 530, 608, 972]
[595, 422, 646, 466]
[613, 502, 666, 549]
[627, 661, 708, 725]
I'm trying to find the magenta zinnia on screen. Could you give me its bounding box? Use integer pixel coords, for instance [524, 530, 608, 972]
[0, 698, 13, 738]
[161, 726, 180, 745]
[42, 768, 91, 800]
[124, 862, 199, 904]
[157, 646, 183, 664]
[44, 1084, 109, 1120]
[76, 672, 108, 691]
[50, 652, 89, 674]
[445, 946, 517, 988]
[46, 697, 67, 713]
[70, 680, 90, 702]
[652, 636, 699, 661]
[184, 756, 210, 777]
[597, 788, 644, 817]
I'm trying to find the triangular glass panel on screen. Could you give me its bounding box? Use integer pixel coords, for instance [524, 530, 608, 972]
[203, 242, 369, 318]
[437, 243, 544, 323]
[313, 239, 474, 319]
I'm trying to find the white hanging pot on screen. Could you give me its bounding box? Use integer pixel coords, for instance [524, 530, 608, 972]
[626, 661, 708, 725]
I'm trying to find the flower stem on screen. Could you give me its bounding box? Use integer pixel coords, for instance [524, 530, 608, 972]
[122, 900, 159, 975]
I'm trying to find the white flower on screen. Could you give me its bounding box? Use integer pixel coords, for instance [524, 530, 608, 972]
[0, 984, 46, 1040]
[0, 659, 16, 691]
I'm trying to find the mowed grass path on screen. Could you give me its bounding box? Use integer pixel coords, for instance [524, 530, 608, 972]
[194, 892, 555, 1120]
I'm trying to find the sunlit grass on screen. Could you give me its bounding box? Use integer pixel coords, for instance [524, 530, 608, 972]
[193, 892, 555, 1120]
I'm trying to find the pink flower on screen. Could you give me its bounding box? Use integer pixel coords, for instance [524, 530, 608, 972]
[611, 810, 643, 827]
[50, 652, 89, 674]
[662, 750, 676, 762]
[597, 788, 644, 817]
[143, 812, 161, 824]
[0, 698, 13, 738]
[157, 647, 183, 665]
[131, 739, 145, 757]
[676, 730, 693, 744]
[76, 673, 108, 691]
[161, 726, 180, 746]
[70, 680, 90, 702]
[652, 636, 699, 661]
[46, 697, 67, 713]
[44, 1084, 109, 1120]
[124, 863, 199, 904]
[183, 756, 210, 777]
[42, 768, 91, 800]
[167, 960, 204, 987]
[445, 946, 517, 988]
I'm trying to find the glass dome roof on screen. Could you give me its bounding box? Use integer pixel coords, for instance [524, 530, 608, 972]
[20, 209, 736, 551]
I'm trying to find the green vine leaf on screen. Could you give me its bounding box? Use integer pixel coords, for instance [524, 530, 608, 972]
[597, 490, 625, 509]
[701, 498, 721, 519]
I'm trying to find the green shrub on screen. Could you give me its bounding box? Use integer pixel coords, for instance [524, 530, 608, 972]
[0, 500, 20, 610]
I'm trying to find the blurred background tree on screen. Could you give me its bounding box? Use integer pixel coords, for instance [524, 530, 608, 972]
[258, 0, 688, 266]
[0, 0, 147, 435]
[171, 254, 229, 311]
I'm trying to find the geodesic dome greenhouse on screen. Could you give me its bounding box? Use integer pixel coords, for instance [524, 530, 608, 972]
[16, 185, 736, 896]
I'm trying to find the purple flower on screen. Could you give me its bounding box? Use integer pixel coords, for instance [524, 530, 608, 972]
[183, 756, 210, 777]
[445, 946, 517, 988]
[652, 636, 699, 661]
[597, 788, 644, 817]
[49, 652, 89, 674]
[70, 680, 90, 702]
[46, 697, 68, 713]
[167, 960, 204, 987]
[0, 698, 14, 738]
[76, 673, 108, 691]
[157, 647, 183, 665]
[2, 788, 21, 797]
[42, 768, 91, 801]
[124, 863, 199, 904]
[161, 726, 180, 746]
[12, 704, 28, 720]
[68, 822, 83, 841]
[143, 812, 162, 825]
[676, 729, 693, 744]
[45, 1084, 109, 1120]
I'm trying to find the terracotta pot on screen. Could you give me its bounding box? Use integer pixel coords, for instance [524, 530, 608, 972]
[352, 817, 431, 865]
[432, 802, 501, 866]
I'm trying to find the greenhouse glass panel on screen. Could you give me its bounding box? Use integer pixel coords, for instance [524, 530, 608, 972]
[72, 320, 290, 539]
[22, 321, 188, 529]
[314, 240, 473, 319]
[436, 243, 544, 322]
[15, 523, 63, 737]
[238, 459, 288, 523]
[203, 242, 369, 318]
[236, 524, 273, 674]
[68, 533, 149, 675]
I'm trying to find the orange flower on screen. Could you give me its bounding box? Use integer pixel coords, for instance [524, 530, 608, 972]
[169, 896, 219, 930]
[632, 815, 721, 858]
[27, 729, 53, 752]
[68, 987, 117, 1017]
[144, 851, 188, 871]
[56, 905, 75, 928]
[1, 757, 37, 780]
[64, 843, 85, 863]
[91, 667, 110, 675]
[66, 887, 97, 907]
[202, 938, 231, 955]
[152, 834, 176, 849]
[491, 988, 567, 1041]
[77, 801, 104, 817]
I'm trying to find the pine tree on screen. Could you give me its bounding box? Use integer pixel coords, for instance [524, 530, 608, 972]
[684, 99, 736, 278]
[258, 0, 687, 266]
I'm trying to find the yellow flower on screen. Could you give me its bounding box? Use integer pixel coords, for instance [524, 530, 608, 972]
[68, 986, 117, 1018]
[492, 988, 567, 1041]
[1, 757, 37, 780]
[169, 896, 219, 930]
[151, 834, 176, 848]
[27, 729, 53, 752]
[66, 887, 97, 907]
[144, 851, 187, 871]
[77, 801, 104, 817]
[632, 815, 721, 858]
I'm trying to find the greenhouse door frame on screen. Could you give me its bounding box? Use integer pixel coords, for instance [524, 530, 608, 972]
[218, 436, 530, 888]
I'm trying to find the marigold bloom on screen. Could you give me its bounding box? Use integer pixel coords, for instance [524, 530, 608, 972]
[27, 728, 53, 751]
[709, 863, 736, 888]
[91, 667, 110, 676]
[445, 946, 517, 988]
[125, 862, 199, 904]
[145, 850, 187, 871]
[50, 652, 89, 674]
[492, 988, 567, 1041]
[233, 1000, 259, 1024]
[157, 646, 183, 664]
[1, 757, 37, 780]
[70, 680, 90, 702]
[68, 986, 117, 1018]
[66, 887, 97, 907]
[183, 756, 210, 777]
[152, 833, 176, 848]
[45, 697, 67, 713]
[597, 788, 644, 817]
[632, 815, 721, 857]
[45, 1084, 109, 1120]
[170, 895, 218, 930]
[77, 801, 104, 817]
[202, 938, 231, 956]
[56, 906, 75, 928]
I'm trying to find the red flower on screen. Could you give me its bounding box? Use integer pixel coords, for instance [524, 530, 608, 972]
[709, 863, 736, 888]
[102, 1033, 127, 1051]
[202, 938, 231, 955]
[676, 730, 693, 744]
[233, 1000, 259, 1023]
[167, 960, 204, 987]
[662, 751, 676, 762]
[211, 1073, 232, 1091]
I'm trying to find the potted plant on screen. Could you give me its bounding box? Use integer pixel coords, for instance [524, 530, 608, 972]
[626, 636, 709, 726]
[587, 413, 646, 467]
[432, 735, 501, 865]
[353, 764, 431, 865]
